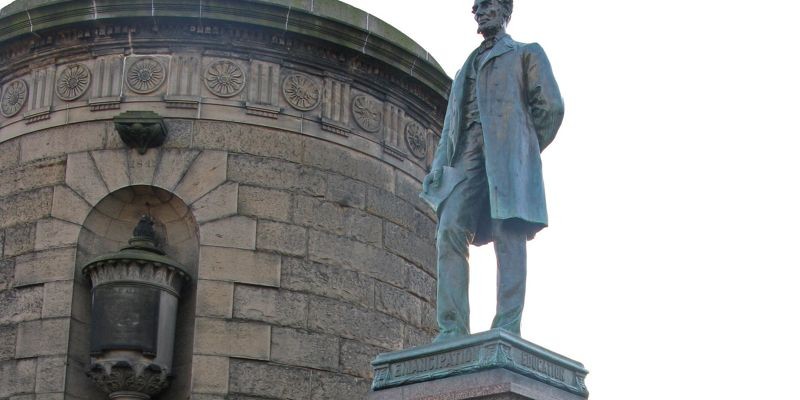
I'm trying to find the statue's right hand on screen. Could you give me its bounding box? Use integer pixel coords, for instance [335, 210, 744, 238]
[423, 167, 443, 193]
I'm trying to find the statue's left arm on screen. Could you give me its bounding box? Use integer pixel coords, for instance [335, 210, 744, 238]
[524, 43, 564, 151]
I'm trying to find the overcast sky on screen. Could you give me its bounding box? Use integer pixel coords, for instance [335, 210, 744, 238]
[3, 1, 799, 399]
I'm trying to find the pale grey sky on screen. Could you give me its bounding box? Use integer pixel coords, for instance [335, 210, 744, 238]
[2, 1, 799, 399]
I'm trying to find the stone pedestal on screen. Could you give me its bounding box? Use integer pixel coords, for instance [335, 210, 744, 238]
[369, 329, 588, 400]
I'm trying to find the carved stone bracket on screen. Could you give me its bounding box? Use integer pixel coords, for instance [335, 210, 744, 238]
[113, 111, 168, 154]
[87, 360, 171, 398]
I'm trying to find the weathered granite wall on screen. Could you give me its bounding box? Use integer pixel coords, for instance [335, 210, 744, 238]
[0, 1, 449, 399]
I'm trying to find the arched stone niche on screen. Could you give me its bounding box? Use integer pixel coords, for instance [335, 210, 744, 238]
[71, 185, 199, 400]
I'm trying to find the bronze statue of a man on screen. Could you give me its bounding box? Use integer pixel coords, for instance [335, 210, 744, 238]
[420, 0, 563, 341]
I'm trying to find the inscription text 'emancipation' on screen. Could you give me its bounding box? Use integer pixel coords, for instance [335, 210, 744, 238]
[392, 347, 479, 377]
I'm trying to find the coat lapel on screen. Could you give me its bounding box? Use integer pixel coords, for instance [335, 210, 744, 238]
[478, 34, 514, 71]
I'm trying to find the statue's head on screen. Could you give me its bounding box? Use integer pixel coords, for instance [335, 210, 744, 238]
[472, 0, 513, 36]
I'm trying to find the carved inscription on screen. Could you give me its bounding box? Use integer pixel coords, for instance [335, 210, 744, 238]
[391, 347, 479, 378]
[519, 352, 566, 382]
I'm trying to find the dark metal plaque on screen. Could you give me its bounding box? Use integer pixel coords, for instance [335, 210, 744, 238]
[90, 284, 160, 356]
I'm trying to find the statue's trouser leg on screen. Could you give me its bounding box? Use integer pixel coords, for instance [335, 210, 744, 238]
[434, 122, 487, 341]
[490, 219, 527, 335]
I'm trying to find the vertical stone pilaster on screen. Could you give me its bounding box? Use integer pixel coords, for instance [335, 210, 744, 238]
[166, 55, 202, 109]
[23, 66, 55, 123]
[246, 60, 281, 118]
[320, 74, 352, 136]
[90, 55, 124, 111]
[383, 101, 406, 158]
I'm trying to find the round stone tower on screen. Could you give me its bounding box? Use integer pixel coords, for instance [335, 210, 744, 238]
[0, 1, 448, 399]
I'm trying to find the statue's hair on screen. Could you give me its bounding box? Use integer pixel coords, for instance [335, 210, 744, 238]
[498, 0, 513, 23]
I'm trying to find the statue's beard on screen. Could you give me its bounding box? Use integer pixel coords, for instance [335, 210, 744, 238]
[477, 20, 504, 37]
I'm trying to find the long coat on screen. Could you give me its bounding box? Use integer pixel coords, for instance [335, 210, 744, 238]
[427, 35, 564, 245]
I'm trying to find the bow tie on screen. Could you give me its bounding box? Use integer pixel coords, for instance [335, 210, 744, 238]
[479, 36, 499, 54]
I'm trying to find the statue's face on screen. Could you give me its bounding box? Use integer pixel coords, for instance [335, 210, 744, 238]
[472, 0, 505, 35]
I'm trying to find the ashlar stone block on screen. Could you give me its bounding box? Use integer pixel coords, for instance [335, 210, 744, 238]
[229, 360, 311, 400]
[3, 223, 35, 257]
[152, 149, 200, 191]
[199, 216, 256, 250]
[90, 150, 130, 192]
[19, 122, 105, 163]
[0, 325, 16, 360]
[0, 358, 37, 398]
[50, 186, 91, 226]
[255, 220, 307, 257]
[0, 188, 53, 229]
[227, 154, 325, 197]
[193, 121, 303, 163]
[65, 152, 109, 206]
[13, 248, 76, 287]
[308, 296, 404, 349]
[375, 281, 423, 326]
[0, 285, 43, 325]
[270, 327, 340, 371]
[198, 246, 280, 287]
[191, 355, 229, 394]
[282, 257, 374, 308]
[194, 318, 270, 360]
[340, 339, 387, 379]
[35, 356, 67, 393]
[196, 279, 234, 318]
[237, 185, 292, 222]
[293, 196, 382, 246]
[34, 219, 81, 251]
[174, 150, 227, 204]
[192, 182, 238, 224]
[15, 318, 70, 358]
[308, 230, 407, 288]
[0, 139, 20, 171]
[310, 371, 371, 400]
[383, 222, 436, 271]
[232, 285, 307, 328]
[303, 139, 394, 192]
[0, 157, 65, 198]
[42, 280, 74, 319]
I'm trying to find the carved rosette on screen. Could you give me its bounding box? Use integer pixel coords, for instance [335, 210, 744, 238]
[1, 79, 28, 117]
[87, 360, 171, 397]
[352, 94, 383, 132]
[204, 60, 246, 97]
[56, 63, 91, 101]
[282, 73, 321, 111]
[404, 121, 428, 159]
[126, 57, 166, 94]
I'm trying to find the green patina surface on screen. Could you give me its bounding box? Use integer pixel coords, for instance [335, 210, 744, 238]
[0, 0, 449, 98]
[371, 329, 590, 397]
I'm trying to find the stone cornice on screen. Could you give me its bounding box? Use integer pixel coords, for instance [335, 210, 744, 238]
[0, 0, 450, 99]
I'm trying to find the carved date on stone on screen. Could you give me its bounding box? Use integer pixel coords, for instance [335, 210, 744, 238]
[113, 111, 168, 154]
[56, 63, 91, 101]
[405, 120, 428, 159]
[204, 60, 246, 97]
[352, 94, 383, 133]
[283, 73, 321, 111]
[126, 57, 166, 94]
[1, 79, 28, 117]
